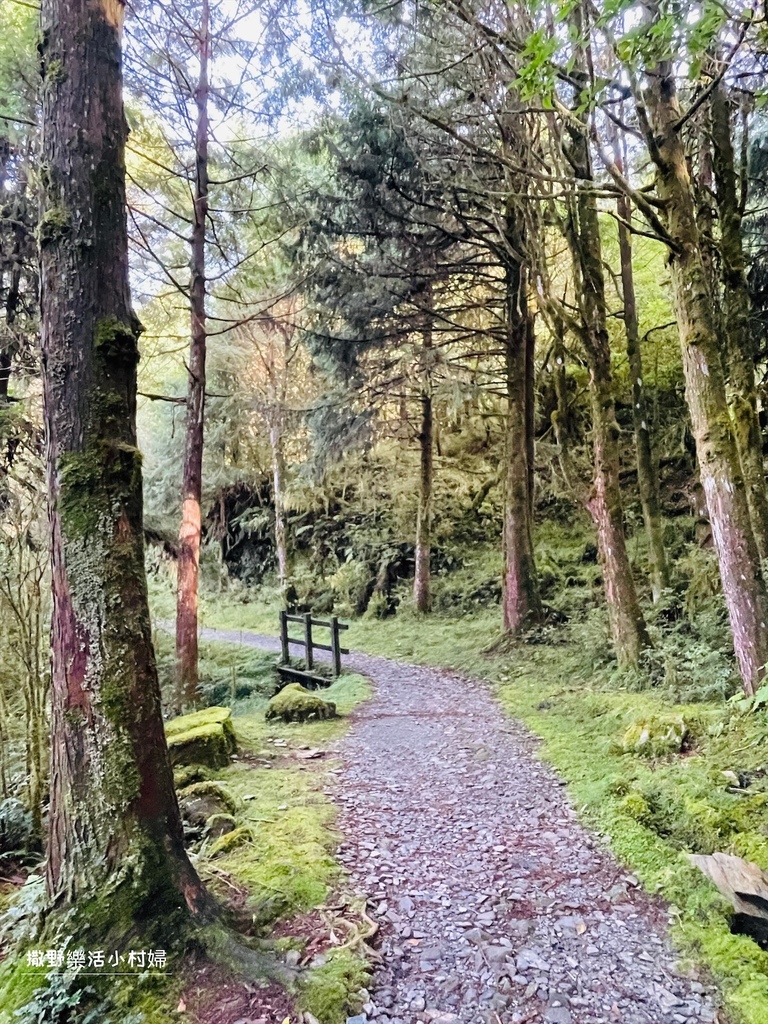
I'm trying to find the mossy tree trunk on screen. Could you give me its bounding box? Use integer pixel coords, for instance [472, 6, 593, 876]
[414, 280, 434, 615]
[641, 58, 768, 694]
[616, 187, 669, 602]
[562, 110, 650, 667]
[502, 248, 543, 634]
[40, 0, 209, 925]
[269, 420, 289, 589]
[176, 0, 210, 709]
[710, 81, 768, 564]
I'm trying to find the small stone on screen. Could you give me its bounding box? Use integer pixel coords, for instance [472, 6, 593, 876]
[543, 1010, 572, 1024]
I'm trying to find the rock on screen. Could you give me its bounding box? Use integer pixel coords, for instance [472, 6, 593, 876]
[207, 826, 252, 856]
[543, 1008, 572, 1024]
[688, 851, 768, 943]
[266, 684, 337, 723]
[346, 1015, 368, 1023]
[620, 715, 687, 757]
[166, 706, 237, 768]
[205, 812, 237, 838]
[285, 949, 301, 968]
[172, 764, 212, 789]
[484, 944, 511, 964]
[178, 781, 240, 825]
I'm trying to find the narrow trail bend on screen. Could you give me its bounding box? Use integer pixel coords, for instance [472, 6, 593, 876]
[194, 626, 721, 1024]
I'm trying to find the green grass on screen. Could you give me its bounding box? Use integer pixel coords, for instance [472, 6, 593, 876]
[189, 666, 372, 1023]
[200, 672, 369, 918]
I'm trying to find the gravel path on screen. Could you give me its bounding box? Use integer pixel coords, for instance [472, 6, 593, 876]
[182, 626, 722, 1024]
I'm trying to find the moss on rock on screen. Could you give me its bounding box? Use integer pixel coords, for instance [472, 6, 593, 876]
[208, 826, 253, 857]
[206, 813, 237, 839]
[173, 764, 212, 789]
[620, 715, 687, 757]
[165, 706, 237, 768]
[178, 781, 240, 819]
[266, 684, 337, 724]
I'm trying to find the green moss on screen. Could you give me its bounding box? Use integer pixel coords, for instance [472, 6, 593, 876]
[619, 714, 688, 756]
[167, 723, 230, 769]
[37, 206, 69, 247]
[43, 58, 65, 85]
[165, 705, 237, 772]
[173, 765, 212, 789]
[208, 825, 253, 857]
[205, 813, 237, 838]
[94, 316, 140, 364]
[298, 949, 370, 1024]
[58, 442, 142, 540]
[166, 706, 237, 751]
[178, 781, 240, 816]
[266, 684, 336, 723]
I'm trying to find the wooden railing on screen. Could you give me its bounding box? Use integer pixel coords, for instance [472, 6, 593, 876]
[278, 611, 349, 686]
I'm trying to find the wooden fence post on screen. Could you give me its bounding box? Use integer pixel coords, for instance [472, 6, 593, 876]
[304, 612, 314, 670]
[279, 610, 289, 665]
[331, 616, 342, 677]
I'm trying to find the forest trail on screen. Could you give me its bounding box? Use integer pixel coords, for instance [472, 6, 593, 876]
[191, 627, 721, 1024]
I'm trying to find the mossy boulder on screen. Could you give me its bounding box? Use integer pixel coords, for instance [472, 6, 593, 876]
[620, 715, 687, 757]
[209, 826, 253, 857]
[206, 813, 237, 839]
[266, 684, 337, 723]
[178, 781, 240, 826]
[173, 764, 212, 789]
[165, 706, 237, 769]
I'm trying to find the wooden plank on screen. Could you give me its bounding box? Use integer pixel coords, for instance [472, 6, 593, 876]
[276, 665, 331, 689]
[285, 614, 348, 631]
[279, 609, 289, 665]
[331, 616, 342, 676]
[304, 612, 314, 670]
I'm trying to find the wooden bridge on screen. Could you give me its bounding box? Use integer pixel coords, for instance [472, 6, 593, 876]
[277, 611, 349, 688]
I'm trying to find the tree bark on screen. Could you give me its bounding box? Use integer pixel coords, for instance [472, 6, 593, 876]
[616, 188, 669, 601]
[414, 284, 434, 614]
[270, 420, 289, 589]
[641, 59, 768, 694]
[710, 82, 768, 564]
[40, 0, 209, 924]
[176, 0, 210, 709]
[502, 255, 543, 633]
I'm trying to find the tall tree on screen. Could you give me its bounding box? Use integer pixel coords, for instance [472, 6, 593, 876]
[709, 78, 768, 563]
[39, 0, 208, 920]
[613, 129, 669, 602]
[177, 0, 210, 708]
[630, 11, 768, 692]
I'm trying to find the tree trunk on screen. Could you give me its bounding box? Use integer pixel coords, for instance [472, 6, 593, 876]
[561, 118, 649, 665]
[40, 0, 208, 925]
[502, 257, 543, 633]
[176, 0, 210, 709]
[414, 286, 434, 614]
[616, 188, 669, 601]
[270, 421, 289, 589]
[710, 82, 768, 563]
[642, 60, 768, 694]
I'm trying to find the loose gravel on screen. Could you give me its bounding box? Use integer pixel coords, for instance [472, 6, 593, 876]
[332, 653, 721, 1024]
